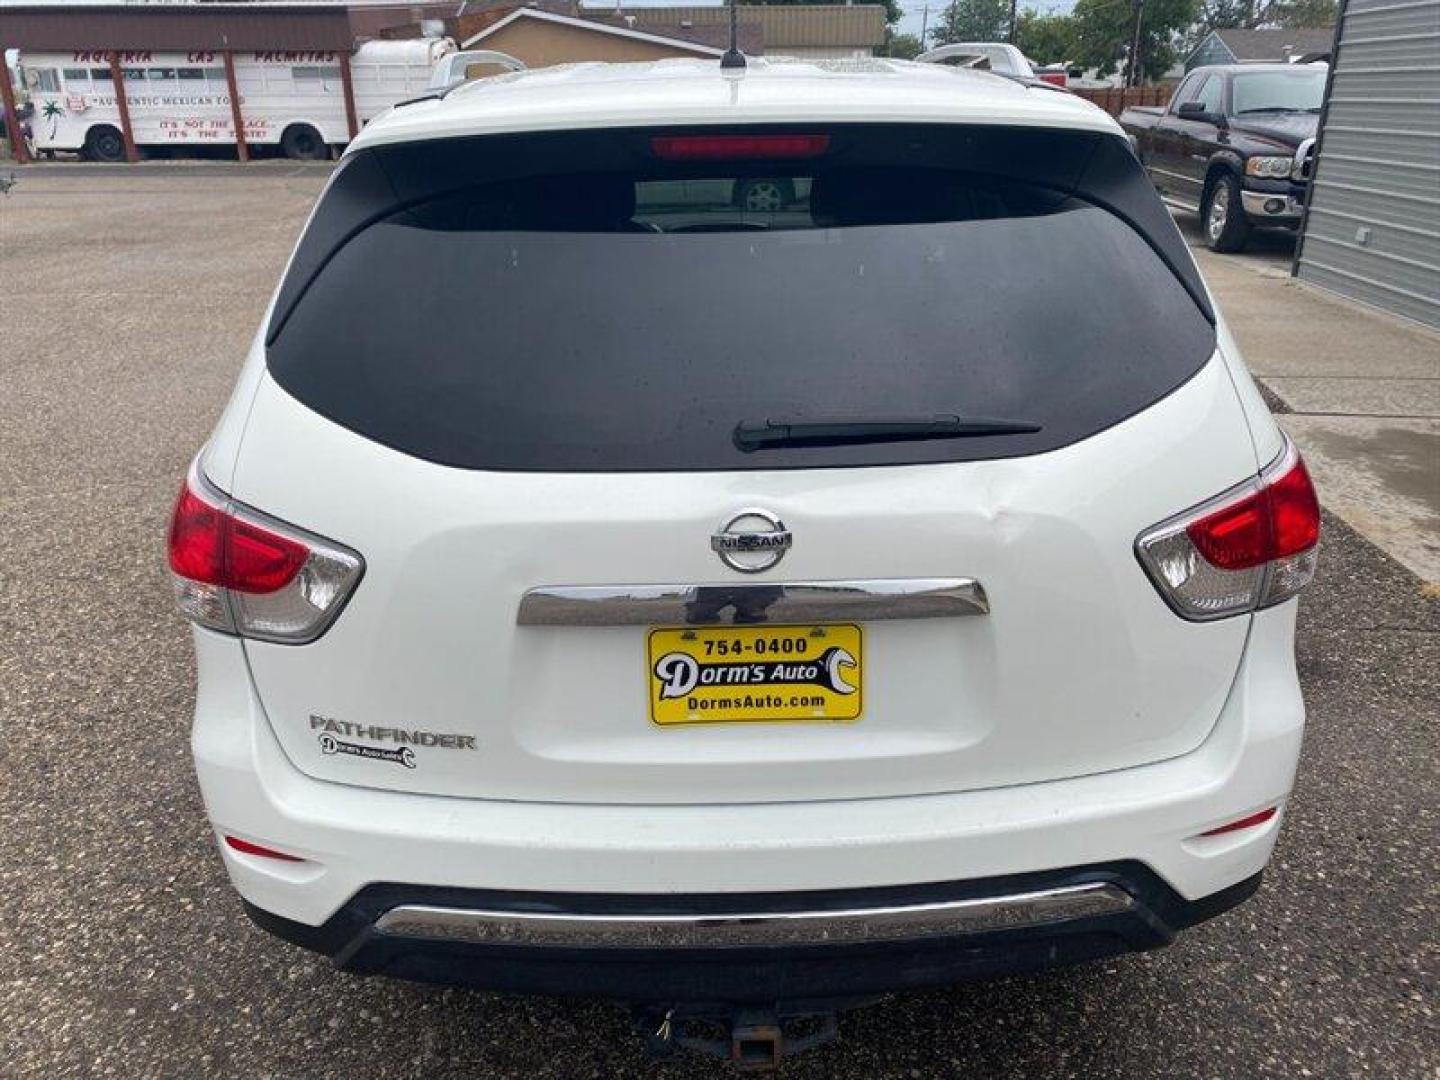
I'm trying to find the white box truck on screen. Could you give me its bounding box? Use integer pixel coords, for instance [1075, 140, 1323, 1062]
[16, 38, 453, 160]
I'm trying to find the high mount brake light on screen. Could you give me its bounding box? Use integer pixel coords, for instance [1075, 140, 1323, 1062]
[650, 134, 831, 161]
[167, 461, 363, 643]
[1136, 435, 1320, 621]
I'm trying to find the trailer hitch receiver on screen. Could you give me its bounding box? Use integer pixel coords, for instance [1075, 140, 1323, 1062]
[731, 1010, 785, 1070]
[635, 1003, 849, 1070]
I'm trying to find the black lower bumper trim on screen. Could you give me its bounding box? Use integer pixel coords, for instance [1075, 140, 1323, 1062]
[241, 862, 1261, 1004]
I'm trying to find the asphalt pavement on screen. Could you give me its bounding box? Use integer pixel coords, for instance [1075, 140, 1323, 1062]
[1, 173, 1435, 1078]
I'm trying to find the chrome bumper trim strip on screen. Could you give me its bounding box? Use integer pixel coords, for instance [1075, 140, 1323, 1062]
[516, 578, 989, 626]
[373, 883, 1134, 950]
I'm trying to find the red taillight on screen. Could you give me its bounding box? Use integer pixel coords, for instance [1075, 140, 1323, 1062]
[167, 461, 363, 643]
[1266, 456, 1322, 559]
[1185, 490, 1268, 570]
[1185, 457, 1320, 571]
[167, 484, 227, 585]
[225, 516, 309, 593]
[167, 481, 307, 594]
[1199, 806, 1278, 837]
[650, 134, 831, 161]
[224, 835, 306, 862]
[1136, 436, 1320, 620]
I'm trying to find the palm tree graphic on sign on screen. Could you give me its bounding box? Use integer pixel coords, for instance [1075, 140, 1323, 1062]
[41, 100, 63, 139]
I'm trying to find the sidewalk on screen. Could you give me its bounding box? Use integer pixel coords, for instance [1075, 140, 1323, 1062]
[1190, 237, 1440, 586]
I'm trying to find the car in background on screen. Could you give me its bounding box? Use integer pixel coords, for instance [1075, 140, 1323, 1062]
[1030, 62, 1071, 87]
[1120, 63, 1325, 252]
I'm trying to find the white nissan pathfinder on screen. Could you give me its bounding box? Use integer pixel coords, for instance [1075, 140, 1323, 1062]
[172, 56, 1319, 1062]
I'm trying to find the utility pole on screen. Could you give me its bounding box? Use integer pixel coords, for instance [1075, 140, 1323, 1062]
[920, 4, 930, 46]
[1007, 0, 1019, 44]
[1125, 0, 1146, 87]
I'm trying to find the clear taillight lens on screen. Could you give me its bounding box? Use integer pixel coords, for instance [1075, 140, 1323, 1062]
[167, 460, 363, 643]
[1137, 436, 1319, 621]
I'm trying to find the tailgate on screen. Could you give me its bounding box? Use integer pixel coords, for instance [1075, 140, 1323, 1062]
[230, 355, 1257, 804]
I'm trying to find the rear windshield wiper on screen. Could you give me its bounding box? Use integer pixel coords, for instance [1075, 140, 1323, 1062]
[734, 414, 1042, 451]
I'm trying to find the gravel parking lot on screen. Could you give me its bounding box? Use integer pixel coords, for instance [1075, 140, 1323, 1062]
[1, 172, 1435, 1078]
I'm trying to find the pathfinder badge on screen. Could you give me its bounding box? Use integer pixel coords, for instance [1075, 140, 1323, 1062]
[309, 714, 478, 768]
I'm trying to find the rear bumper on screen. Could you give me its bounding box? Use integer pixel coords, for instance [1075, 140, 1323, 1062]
[242, 864, 1262, 1002]
[194, 601, 1304, 944]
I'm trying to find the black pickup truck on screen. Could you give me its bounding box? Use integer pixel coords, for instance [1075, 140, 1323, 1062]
[1120, 63, 1324, 253]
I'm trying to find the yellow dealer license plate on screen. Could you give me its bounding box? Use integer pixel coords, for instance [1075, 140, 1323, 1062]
[648, 624, 862, 726]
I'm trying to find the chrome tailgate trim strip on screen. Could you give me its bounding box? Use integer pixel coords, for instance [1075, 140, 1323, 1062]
[516, 578, 989, 626]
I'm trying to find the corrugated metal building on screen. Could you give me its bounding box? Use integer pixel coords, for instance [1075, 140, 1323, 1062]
[1294, 0, 1440, 328]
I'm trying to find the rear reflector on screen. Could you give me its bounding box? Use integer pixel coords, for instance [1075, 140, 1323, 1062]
[650, 134, 831, 161]
[1199, 807, 1278, 837]
[1136, 435, 1319, 620]
[223, 835, 306, 862]
[167, 460, 363, 643]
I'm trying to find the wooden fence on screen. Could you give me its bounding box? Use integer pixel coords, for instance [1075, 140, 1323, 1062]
[1070, 85, 1173, 117]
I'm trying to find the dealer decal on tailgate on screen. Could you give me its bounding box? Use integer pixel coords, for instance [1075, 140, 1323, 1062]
[647, 624, 862, 725]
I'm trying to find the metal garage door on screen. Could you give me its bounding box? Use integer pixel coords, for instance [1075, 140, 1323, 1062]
[1294, 0, 1440, 328]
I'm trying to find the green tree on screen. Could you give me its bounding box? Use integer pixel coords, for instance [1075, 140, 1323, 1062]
[1183, 0, 1250, 60]
[1191, 0, 1336, 37]
[1268, 0, 1338, 27]
[1015, 10, 1076, 65]
[879, 31, 926, 59]
[740, 0, 903, 28]
[929, 0, 1012, 46]
[1070, 0, 1198, 82]
[1195, 0, 1253, 32]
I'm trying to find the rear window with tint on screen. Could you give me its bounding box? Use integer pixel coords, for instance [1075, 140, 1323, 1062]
[267, 125, 1216, 471]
